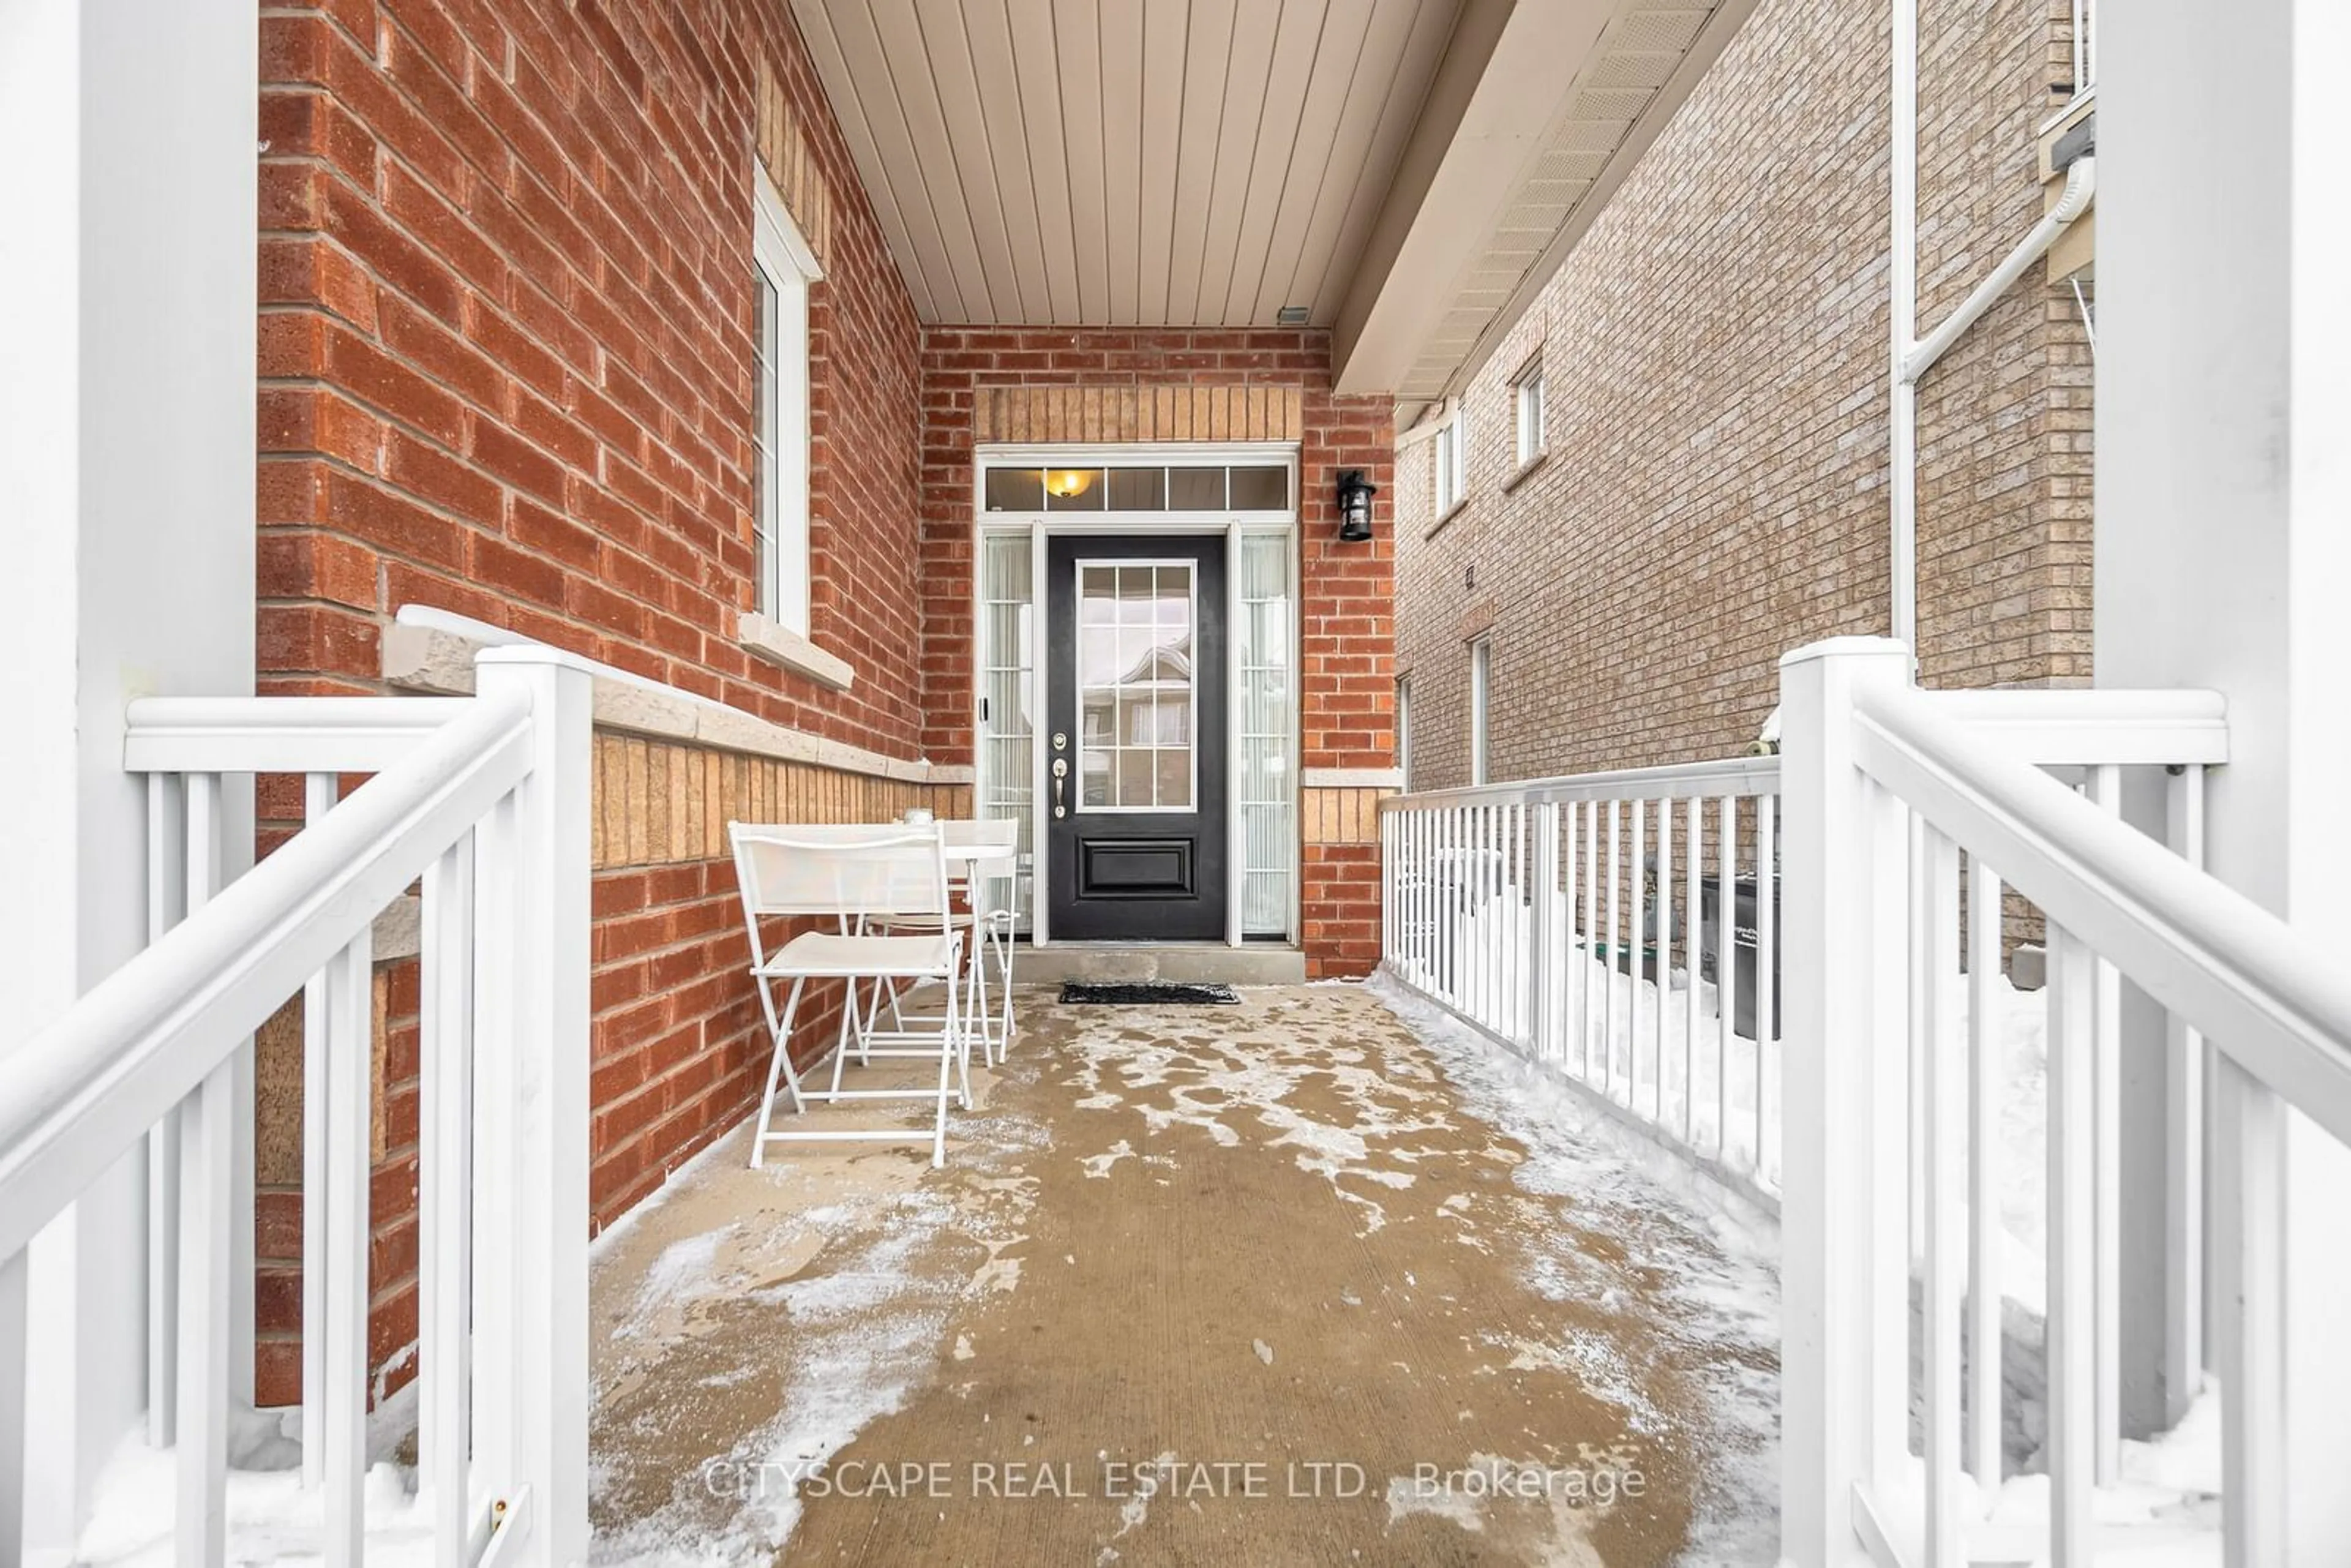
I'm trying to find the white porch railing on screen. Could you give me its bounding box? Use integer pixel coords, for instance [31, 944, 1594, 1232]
[1779, 637, 2342, 1567]
[1376, 647, 2268, 1564]
[1381, 756, 1789, 1204]
[0, 648, 593, 1568]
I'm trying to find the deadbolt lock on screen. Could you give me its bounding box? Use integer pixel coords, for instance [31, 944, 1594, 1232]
[1052, 730, 1068, 751]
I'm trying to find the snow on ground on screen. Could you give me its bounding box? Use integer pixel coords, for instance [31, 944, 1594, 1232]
[73, 1395, 438, 1566]
[1369, 971, 1783, 1566]
[587, 1100, 1049, 1567]
[1376, 951, 2228, 1566]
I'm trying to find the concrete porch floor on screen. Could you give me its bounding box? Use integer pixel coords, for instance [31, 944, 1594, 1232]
[584, 983, 1779, 1566]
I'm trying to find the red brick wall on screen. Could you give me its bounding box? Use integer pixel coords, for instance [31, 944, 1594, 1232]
[249, 0, 932, 1406]
[256, 0, 923, 749]
[915, 329, 1395, 976]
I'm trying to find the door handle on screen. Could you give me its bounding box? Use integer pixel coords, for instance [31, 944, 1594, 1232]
[1052, 756, 1067, 816]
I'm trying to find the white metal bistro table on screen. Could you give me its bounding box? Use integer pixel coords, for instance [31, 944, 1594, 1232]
[862, 819, 1018, 1064]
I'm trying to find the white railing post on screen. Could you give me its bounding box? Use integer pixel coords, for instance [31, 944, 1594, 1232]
[473, 648, 593, 1566]
[1779, 635, 1913, 1566]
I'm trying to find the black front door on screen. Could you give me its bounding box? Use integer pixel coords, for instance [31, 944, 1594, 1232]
[1044, 534, 1226, 940]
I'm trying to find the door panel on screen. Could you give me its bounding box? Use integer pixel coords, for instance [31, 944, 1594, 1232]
[1046, 534, 1226, 940]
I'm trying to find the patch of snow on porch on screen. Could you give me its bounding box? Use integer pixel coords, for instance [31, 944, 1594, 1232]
[1369, 972, 1783, 1567]
[1057, 1008, 1456, 1234]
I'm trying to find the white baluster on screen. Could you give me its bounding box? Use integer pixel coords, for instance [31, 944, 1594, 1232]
[1483, 803, 1501, 1029]
[1561, 801, 1579, 1069]
[2047, 925, 2095, 1565]
[1657, 795, 1674, 1127]
[1429, 808, 1448, 1006]
[176, 1063, 234, 1568]
[422, 831, 476, 1558]
[471, 792, 520, 1496]
[301, 771, 336, 1487]
[1967, 855, 2004, 1498]
[1629, 797, 1646, 1107]
[1921, 831, 1963, 1565]
[2162, 764, 2207, 1424]
[183, 773, 256, 1415]
[145, 772, 186, 1448]
[1717, 793, 1736, 1165]
[1603, 801, 1620, 1098]
[2087, 765, 2122, 1483]
[1908, 814, 1927, 1249]
[322, 928, 373, 1567]
[1581, 801, 1598, 1081]
[2214, 1056, 2285, 1567]
[1683, 796, 1701, 1146]
[1531, 804, 1558, 1060]
[1412, 809, 1427, 985]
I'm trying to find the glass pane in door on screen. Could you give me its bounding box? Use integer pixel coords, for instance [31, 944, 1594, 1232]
[1076, 560, 1196, 811]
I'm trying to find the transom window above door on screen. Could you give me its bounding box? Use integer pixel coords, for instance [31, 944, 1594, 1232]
[984, 463, 1290, 513]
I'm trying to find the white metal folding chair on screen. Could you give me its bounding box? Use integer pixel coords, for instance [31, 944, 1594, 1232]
[862, 817, 1019, 1067]
[730, 822, 968, 1168]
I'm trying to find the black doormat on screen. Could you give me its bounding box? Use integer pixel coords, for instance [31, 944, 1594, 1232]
[1059, 981, 1241, 1006]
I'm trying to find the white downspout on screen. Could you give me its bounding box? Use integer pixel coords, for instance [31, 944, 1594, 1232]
[1889, 0, 2096, 661]
[1891, 0, 1919, 656]
[1904, 158, 2098, 383]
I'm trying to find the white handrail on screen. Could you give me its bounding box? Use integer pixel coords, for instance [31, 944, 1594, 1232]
[1378, 754, 1780, 809]
[0, 689, 532, 1261]
[1777, 637, 2313, 1568]
[1918, 685, 2227, 765]
[1854, 680, 2351, 1144]
[124, 695, 476, 773]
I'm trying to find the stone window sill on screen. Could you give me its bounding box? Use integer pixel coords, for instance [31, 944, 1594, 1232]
[1502, 451, 1548, 493]
[737, 611, 854, 691]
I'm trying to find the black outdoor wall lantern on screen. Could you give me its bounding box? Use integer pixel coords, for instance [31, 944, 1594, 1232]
[1336, 469, 1377, 542]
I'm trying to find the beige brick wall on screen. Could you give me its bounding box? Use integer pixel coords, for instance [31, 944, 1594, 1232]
[588, 732, 966, 869]
[1394, 0, 2094, 792]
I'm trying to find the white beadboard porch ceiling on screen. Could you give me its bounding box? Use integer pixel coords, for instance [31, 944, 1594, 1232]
[790, 0, 1752, 399]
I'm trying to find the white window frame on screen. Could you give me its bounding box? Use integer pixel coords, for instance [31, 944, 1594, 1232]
[752, 176, 819, 636]
[1072, 555, 1201, 816]
[1513, 363, 1545, 468]
[1469, 638, 1491, 786]
[1433, 413, 1465, 516]
[970, 441, 1300, 948]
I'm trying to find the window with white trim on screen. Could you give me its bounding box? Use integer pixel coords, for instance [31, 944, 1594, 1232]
[752, 177, 818, 635]
[1513, 363, 1545, 468]
[1469, 638, 1490, 786]
[1432, 413, 1465, 516]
